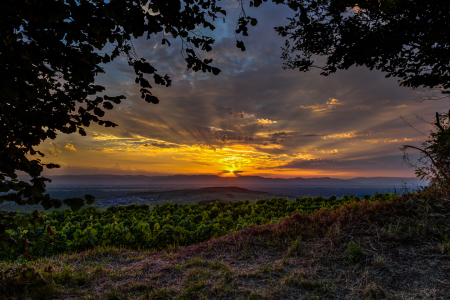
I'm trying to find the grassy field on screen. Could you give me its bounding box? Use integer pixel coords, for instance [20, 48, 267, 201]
[1, 193, 450, 299]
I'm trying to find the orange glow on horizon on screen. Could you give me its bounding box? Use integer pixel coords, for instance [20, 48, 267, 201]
[220, 170, 238, 177]
[36, 127, 417, 179]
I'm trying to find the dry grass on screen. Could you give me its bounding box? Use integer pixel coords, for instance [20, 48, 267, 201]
[1, 194, 450, 299]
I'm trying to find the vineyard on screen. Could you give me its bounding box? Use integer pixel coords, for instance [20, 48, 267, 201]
[1, 194, 395, 260]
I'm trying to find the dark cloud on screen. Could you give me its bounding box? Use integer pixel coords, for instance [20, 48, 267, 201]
[218, 134, 254, 143]
[45, 1, 448, 177]
[272, 155, 414, 171]
[269, 131, 300, 138]
[216, 106, 233, 115]
[143, 142, 180, 149]
[219, 170, 245, 176]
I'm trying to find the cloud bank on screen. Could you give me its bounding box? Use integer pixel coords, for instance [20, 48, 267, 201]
[37, 1, 448, 178]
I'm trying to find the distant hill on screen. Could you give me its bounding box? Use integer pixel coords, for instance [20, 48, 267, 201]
[38, 174, 426, 187]
[118, 186, 278, 206]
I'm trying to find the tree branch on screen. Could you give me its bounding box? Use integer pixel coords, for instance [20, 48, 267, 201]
[401, 145, 442, 183]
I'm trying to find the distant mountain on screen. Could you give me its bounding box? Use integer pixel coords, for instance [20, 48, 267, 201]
[350, 177, 426, 187]
[147, 175, 355, 186]
[38, 174, 426, 188]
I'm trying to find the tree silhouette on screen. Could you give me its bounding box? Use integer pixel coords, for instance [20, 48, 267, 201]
[275, 0, 450, 94]
[401, 110, 450, 195]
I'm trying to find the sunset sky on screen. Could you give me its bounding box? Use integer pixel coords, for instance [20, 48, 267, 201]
[38, 1, 448, 179]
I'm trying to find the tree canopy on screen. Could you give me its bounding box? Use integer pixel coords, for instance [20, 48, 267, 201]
[0, 0, 232, 213]
[276, 0, 450, 93]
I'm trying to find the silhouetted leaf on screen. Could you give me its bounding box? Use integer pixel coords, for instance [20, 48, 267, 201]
[85, 194, 95, 205]
[236, 40, 246, 51]
[145, 95, 159, 104]
[63, 198, 85, 212]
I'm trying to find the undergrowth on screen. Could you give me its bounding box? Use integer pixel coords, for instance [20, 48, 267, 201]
[1, 194, 386, 260]
[1, 192, 449, 299]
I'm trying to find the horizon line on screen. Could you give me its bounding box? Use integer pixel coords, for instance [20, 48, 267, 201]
[38, 173, 420, 180]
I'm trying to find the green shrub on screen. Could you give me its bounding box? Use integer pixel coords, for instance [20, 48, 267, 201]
[346, 241, 364, 263]
[0, 194, 391, 260]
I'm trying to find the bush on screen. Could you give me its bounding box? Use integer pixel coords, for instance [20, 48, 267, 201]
[346, 241, 364, 263]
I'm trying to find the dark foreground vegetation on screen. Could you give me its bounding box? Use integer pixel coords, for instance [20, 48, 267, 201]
[1, 191, 449, 299]
[2, 194, 373, 260]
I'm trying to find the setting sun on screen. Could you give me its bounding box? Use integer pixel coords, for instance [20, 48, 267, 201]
[23, 0, 434, 181]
